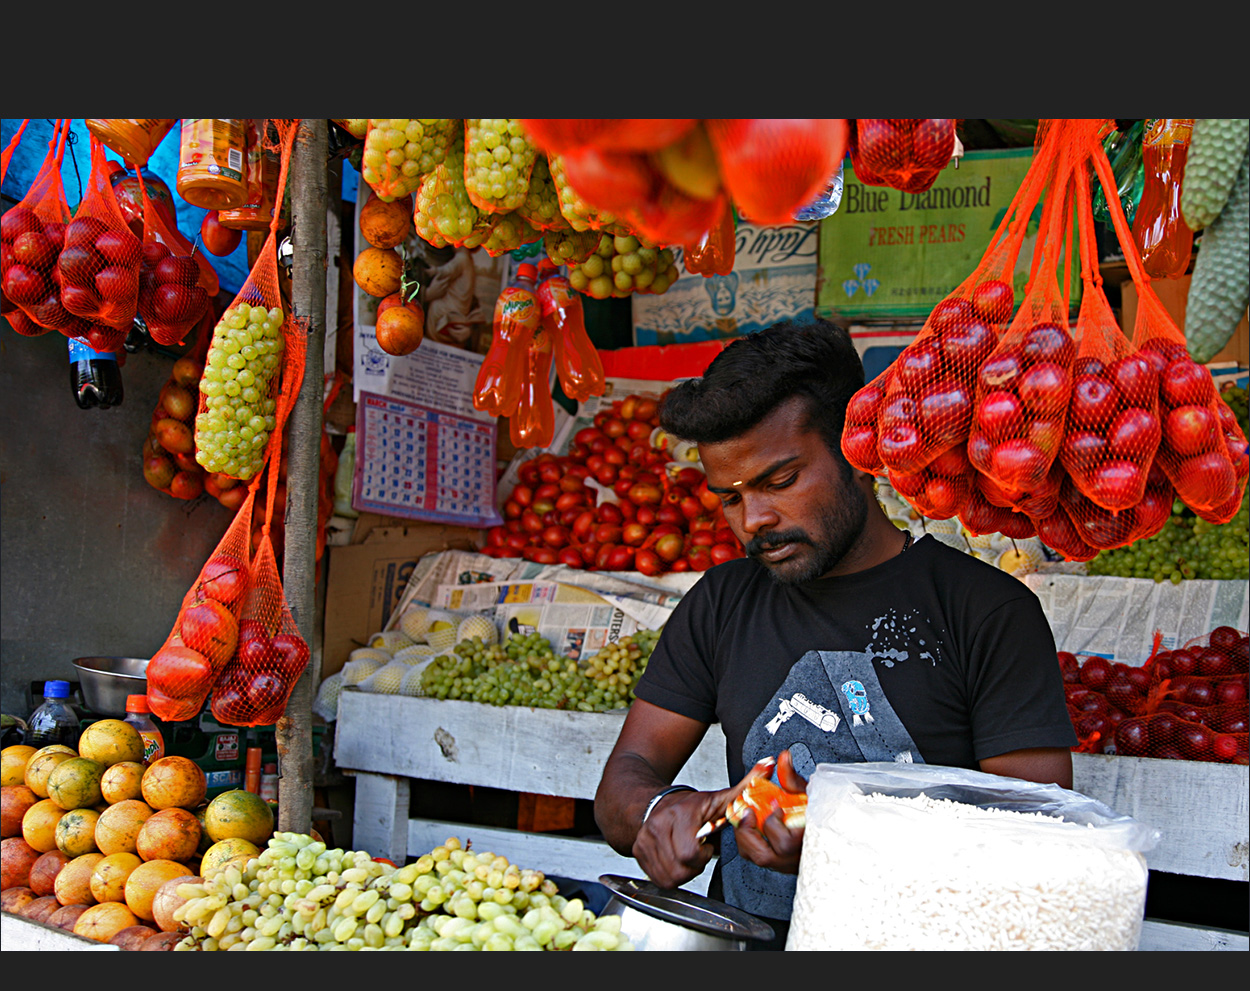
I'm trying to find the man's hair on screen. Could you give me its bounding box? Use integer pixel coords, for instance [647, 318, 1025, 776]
[658, 318, 864, 461]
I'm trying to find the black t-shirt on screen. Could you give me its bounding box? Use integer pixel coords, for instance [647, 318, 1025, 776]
[633, 533, 1077, 921]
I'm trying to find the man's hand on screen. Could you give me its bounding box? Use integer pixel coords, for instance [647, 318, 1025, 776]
[727, 749, 808, 875]
[631, 785, 740, 890]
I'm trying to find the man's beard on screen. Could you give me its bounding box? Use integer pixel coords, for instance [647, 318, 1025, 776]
[745, 478, 870, 584]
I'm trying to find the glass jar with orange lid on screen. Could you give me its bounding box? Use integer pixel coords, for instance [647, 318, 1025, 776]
[84, 119, 179, 168]
[218, 119, 280, 231]
[177, 119, 247, 211]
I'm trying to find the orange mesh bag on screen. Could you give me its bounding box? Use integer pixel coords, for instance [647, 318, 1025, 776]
[841, 120, 1063, 517]
[210, 383, 310, 727]
[146, 488, 255, 722]
[848, 119, 959, 195]
[362, 118, 459, 204]
[1089, 137, 1249, 523]
[58, 133, 144, 332]
[1, 118, 29, 188]
[134, 171, 214, 347]
[1, 120, 90, 339]
[965, 123, 1102, 518]
[193, 120, 304, 483]
[1063, 652, 1154, 755]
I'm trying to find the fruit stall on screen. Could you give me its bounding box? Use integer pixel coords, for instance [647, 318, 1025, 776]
[2, 119, 1249, 952]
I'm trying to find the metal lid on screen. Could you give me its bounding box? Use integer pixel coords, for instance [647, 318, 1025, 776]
[598, 875, 776, 942]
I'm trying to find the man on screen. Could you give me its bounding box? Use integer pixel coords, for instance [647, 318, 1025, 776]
[593, 318, 1077, 948]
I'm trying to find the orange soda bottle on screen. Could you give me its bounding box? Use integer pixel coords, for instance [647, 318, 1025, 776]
[536, 258, 605, 403]
[474, 263, 540, 418]
[510, 327, 555, 450]
[1131, 119, 1194, 280]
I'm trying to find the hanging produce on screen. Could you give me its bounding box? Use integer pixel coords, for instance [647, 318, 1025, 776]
[848, 119, 959, 194]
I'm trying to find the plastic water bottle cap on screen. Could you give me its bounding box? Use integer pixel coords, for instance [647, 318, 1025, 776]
[43, 680, 71, 699]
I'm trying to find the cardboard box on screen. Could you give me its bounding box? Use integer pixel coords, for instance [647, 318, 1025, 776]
[321, 523, 478, 679]
[1120, 275, 1249, 367]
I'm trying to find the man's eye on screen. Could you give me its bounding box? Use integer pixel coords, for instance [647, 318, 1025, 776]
[771, 475, 796, 490]
[720, 492, 740, 507]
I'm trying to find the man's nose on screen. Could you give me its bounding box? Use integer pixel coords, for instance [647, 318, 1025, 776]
[739, 493, 779, 535]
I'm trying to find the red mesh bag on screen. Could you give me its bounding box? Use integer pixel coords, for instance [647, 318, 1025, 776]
[841, 120, 1063, 517]
[146, 488, 255, 722]
[57, 133, 144, 333]
[193, 120, 305, 483]
[135, 170, 214, 346]
[848, 119, 959, 194]
[1115, 627, 1250, 763]
[1060, 651, 1155, 754]
[210, 377, 310, 727]
[1089, 137, 1249, 523]
[1, 120, 89, 339]
[965, 123, 1099, 514]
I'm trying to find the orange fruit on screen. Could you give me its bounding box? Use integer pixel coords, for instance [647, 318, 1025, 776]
[2, 783, 40, 838]
[95, 799, 156, 856]
[54, 851, 104, 906]
[90, 851, 143, 903]
[74, 900, 140, 942]
[24, 749, 75, 798]
[353, 246, 403, 297]
[375, 299, 425, 356]
[136, 808, 201, 863]
[359, 195, 413, 249]
[141, 756, 207, 811]
[2, 745, 38, 787]
[101, 762, 146, 804]
[200, 837, 259, 879]
[78, 720, 146, 768]
[124, 859, 193, 922]
[22, 797, 68, 853]
[2, 836, 42, 890]
[46, 757, 105, 811]
[54, 807, 101, 857]
[204, 789, 274, 847]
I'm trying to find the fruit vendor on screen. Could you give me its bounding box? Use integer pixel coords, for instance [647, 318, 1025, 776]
[594, 319, 1077, 949]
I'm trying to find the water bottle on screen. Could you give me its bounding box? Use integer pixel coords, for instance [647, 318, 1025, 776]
[69, 338, 125, 409]
[26, 680, 81, 750]
[333, 427, 360, 518]
[794, 161, 846, 221]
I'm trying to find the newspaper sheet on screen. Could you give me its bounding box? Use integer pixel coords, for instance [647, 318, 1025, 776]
[1024, 574, 1250, 664]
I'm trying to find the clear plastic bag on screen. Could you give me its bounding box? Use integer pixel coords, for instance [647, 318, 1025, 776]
[788, 762, 1159, 951]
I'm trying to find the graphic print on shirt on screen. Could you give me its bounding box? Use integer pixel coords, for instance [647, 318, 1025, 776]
[723, 649, 923, 920]
[864, 608, 942, 667]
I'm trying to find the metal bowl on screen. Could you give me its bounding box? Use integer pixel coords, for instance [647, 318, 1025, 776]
[71, 656, 149, 717]
[598, 875, 775, 951]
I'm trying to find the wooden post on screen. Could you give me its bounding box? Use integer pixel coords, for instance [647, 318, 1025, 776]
[278, 118, 328, 835]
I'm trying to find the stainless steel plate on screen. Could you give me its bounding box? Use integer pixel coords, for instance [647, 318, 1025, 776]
[598, 874, 776, 943]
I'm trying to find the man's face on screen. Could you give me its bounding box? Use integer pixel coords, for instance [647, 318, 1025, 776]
[701, 397, 870, 584]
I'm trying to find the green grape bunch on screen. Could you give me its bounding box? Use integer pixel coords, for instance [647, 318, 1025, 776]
[194, 300, 285, 481]
[419, 628, 663, 713]
[567, 233, 679, 300]
[517, 156, 569, 233]
[172, 832, 633, 951]
[463, 120, 539, 216]
[361, 119, 459, 203]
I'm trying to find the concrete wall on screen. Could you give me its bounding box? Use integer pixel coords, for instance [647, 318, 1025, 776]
[1, 316, 236, 719]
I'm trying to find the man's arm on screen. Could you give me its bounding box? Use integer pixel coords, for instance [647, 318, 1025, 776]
[979, 746, 1073, 789]
[594, 699, 744, 890]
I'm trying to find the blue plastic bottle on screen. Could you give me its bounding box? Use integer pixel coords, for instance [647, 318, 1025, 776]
[26, 680, 81, 749]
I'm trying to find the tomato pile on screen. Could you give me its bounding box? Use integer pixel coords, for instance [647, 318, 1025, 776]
[1062, 625, 1249, 763]
[484, 392, 744, 576]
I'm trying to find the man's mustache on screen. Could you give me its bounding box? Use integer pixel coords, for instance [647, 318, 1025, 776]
[746, 529, 811, 557]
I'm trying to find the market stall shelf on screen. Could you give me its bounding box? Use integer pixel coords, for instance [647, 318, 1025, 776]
[1, 913, 121, 952]
[334, 689, 728, 894]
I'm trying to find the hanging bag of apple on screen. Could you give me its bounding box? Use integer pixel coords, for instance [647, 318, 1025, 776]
[134, 170, 215, 346]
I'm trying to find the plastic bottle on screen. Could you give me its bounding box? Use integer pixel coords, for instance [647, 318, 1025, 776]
[333, 427, 360, 518]
[69, 338, 124, 410]
[1131, 119, 1195, 279]
[124, 694, 165, 766]
[473, 263, 541, 418]
[536, 259, 604, 403]
[219, 119, 280, 231]
[177, 119, 247, 211]
[244, 746, 263, 795]
[510, 327, 556, 450]
[26, 680, 81, 750]
[259, 763, 279, 804]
